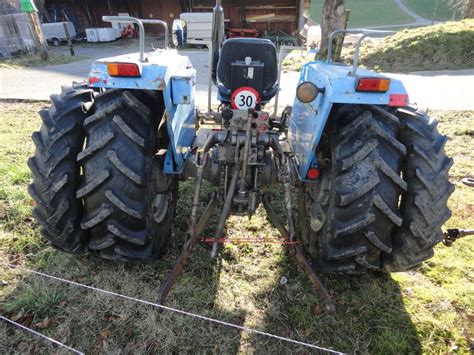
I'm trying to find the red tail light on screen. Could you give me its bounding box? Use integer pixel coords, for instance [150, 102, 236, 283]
[389, 94, 409, 107]
[107, 62, 141, 77]
[306, 168, 320, 180]
[356, 78, 390, 92]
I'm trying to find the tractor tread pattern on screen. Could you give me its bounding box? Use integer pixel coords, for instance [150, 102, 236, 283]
[28, 85, 94, 254]
[383, 108, 454, 271]
[79, 89, 175, 261]
[299, 105, 404, 273]
[298, 105, 453, 273]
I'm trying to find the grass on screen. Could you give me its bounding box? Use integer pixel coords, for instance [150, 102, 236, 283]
[0, 52, 88, 70]
[402, 0, 462, 21]
[0, 101, 473, 353]
[284, 20, 474, 73]
[310, 0, 414, 28]
[352, 19, 474, 72]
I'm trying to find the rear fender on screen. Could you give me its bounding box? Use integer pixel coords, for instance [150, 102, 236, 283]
[288, 61, 408, 182]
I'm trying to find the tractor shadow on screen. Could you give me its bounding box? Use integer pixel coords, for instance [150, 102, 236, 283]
[247, 260, 422, 353]
[242, 188, 422, 354]
[1, 181, 420, 353]
[0, 179, 248, 353]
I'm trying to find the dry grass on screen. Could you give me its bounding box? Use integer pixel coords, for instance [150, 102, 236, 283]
[284, 20, 474, 73]
[0, 53, 88, 70]
[0, 101, 473, 353]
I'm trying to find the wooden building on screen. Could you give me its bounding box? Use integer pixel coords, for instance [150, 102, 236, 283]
[41, 0, 311, 37]
[189, 0, 310, 35]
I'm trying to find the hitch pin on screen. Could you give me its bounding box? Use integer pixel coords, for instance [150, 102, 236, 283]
[443, 228, 474, 246]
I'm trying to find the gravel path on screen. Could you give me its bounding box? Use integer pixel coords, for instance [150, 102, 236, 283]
[393, 0, 432, 25]
[1, 46, 473, 111]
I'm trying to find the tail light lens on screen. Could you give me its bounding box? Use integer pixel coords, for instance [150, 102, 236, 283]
[107, 62, 141, 77]
[356, 78, 390, 92]
[306, 168, 320, 180]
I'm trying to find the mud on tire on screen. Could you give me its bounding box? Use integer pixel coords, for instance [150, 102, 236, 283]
[78, 89, 176, 261]
[28, 85, 94, 253]
[298, 105, 453, 273]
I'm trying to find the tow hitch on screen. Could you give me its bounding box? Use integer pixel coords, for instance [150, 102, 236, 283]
[443, 228, 474, 246]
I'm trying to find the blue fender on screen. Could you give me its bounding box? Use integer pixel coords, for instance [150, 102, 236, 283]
[288, 61, 408, 182]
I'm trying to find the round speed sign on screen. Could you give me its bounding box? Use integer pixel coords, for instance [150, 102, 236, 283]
[231, 87, 260, 110]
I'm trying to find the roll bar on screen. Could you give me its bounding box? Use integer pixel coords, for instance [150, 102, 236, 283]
[141, 19, 169, 49]
[326, 29, 395, 74]
[102, 16, 169, 62]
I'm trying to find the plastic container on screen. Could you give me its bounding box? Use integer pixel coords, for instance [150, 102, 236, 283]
[86, 28, 99, 43]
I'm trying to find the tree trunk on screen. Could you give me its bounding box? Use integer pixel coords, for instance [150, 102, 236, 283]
[28, 12, 49, 60]
[464, 0, 474, 18]
[316, 0, 347, 61]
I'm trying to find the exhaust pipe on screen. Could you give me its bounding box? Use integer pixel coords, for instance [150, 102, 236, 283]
[211, 0, 225, 84]
[207, 0, 225, 112]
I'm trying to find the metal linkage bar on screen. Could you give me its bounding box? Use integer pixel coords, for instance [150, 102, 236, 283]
[211, 166, 239, 258]
[157, 166, 217, 306]
[261, 143, 335, 312]
[262, 194, 336, 313]
[443, 228, 474, 246]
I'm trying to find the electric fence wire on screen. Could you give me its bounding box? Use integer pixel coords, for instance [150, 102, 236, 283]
[1, 262, 345, 354]
[0, 315, 84, 355]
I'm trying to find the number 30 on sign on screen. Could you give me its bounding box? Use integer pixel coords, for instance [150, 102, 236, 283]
[231, 87, 260, 110]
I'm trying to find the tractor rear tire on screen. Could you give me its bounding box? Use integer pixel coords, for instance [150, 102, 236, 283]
[297, 105, 453, 273]
[298, 104, 406, 273]
[78, 89, 176, 261]
[28, 84, 94, 254]
[383, 108, 454, 271]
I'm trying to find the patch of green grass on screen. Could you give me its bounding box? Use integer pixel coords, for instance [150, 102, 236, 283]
[0, 102, 473, 353]
[402, 0, 461, 21]
[355, 19, 474, 72]
[311, 0, 414, 27]
[2, 279, 67, 321]
[0, 52, 88, 70]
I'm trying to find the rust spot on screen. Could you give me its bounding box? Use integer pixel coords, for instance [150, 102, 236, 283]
[158, 80, 166, 90]
[89, 77, 100, 85]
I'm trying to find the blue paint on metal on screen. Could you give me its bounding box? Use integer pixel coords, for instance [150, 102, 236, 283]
[163, 148, 175, 174]
[171, 69, 195, 105]
[87, 49, 197, 174]
[163, 73, 196, 173]
[288, 61, 408, 182]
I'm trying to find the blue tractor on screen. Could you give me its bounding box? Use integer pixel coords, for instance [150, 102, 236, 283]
[29, 1, 453, 311]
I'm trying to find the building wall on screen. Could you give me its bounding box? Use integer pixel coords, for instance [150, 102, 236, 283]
[42, 0, 305, 37]
[44, 0, 182, 35]
[191, 0, 301, 35]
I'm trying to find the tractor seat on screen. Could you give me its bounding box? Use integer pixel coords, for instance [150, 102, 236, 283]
[217, 38, 278, 105]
